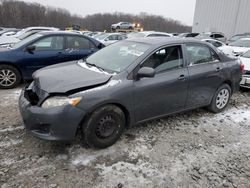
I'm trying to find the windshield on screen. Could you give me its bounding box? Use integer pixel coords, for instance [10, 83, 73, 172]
[229, 39, 250, 47]
[12, 33, 43, 49]
[242, 50, 250, 58]
[18, 31, 37, 40]
[85, 41, 150, 73]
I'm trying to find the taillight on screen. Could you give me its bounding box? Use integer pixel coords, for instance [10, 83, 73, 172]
[240, 63, 245, 73]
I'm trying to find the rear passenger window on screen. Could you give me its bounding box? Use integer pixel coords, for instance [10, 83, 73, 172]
[67, 36, 91, 50]
[142, 45, 183, 73]
[186, 44, 217, 65]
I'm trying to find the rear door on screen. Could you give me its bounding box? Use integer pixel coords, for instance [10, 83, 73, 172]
[133, 45, 189, 122]
[64, 35, 98, 61]
[185, 43, 225, 107]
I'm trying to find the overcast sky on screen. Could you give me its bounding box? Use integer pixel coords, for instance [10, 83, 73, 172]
[20, 0, 196, 25]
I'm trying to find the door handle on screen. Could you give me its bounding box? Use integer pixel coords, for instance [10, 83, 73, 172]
[216, 67, 222, 71]
[178, 75, 186, 81]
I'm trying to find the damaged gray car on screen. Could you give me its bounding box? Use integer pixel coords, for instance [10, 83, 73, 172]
[19, 38, 243, 148]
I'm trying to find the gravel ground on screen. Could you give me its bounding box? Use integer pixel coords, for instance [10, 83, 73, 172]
[0, 86, 250, 188]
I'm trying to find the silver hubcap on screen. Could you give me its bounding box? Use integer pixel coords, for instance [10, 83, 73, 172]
[216, 89, 229, 109]
[0, 69, 17, 87]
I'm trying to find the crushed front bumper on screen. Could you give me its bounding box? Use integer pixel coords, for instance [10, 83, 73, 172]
[19, 89, 86, 141]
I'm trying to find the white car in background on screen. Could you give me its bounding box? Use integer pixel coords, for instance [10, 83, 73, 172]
[201, 38, 234, 56]
[239, 50, 250, 89]
[94, 33, 127, 46]
[111, 22, 134, 30]
[220, 38, 250, 56]
[0, 26, 59, 47]
[127, 31, 173, 38]
[196, 32, 227, 43]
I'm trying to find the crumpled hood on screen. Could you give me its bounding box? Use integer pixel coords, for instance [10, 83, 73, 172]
[33, 61, 112, 94]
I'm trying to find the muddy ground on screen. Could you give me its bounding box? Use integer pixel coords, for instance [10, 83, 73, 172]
[0, 86, 250, 188]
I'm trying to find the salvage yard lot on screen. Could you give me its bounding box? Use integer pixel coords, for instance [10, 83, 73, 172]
[0, 87, 250, 188]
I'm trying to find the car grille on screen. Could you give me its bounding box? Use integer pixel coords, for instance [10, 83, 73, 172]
[24, 79, 48, 105]
[244, 70, 250, 75]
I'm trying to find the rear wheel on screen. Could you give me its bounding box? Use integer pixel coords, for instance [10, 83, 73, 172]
[82, 105, 125, 148]
[116, 26, 120, 29]
[0, 65, 21, 89]
[208, 84, 231, 113]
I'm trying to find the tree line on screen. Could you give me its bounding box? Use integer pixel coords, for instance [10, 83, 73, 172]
[0, 0, 191, 33]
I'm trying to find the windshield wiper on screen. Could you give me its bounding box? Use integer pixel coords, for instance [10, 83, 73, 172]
[85, 61, 105, 72]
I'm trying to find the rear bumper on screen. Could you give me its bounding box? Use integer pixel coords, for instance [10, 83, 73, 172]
[240, 75, 250, 89]
[19, 90, 86, 141]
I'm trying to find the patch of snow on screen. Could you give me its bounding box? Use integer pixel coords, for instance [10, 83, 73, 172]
[214, 107, 250, 123]
[1, 89, 21, 107]
[78, 60, 113, 75]
[95, 160, 165, 187]
[71, 147, 116, 167]
[0, 126, 24, 133]
[17, 165, 56, 176]
[0, 139, 22, 148]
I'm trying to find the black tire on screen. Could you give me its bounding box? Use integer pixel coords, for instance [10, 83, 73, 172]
[116, 26, 120, 29]
[129, 26, 133, 29]
[82, 105, 125, 148]
[0, 64, 21, 89]
[208, 84, 231, 113]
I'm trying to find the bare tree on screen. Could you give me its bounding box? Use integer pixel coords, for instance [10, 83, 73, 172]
[0, 0, 191, 32]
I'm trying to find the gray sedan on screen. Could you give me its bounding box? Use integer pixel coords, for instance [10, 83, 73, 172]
[19, 38, 243, 148]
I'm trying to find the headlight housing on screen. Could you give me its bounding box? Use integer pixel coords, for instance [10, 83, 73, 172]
[41, 97, 81, 109]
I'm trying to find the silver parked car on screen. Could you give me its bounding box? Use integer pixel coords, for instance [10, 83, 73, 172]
[94, 33, 127, 46]
[127, 31, 173, 38]
[111, 22, 134, 30]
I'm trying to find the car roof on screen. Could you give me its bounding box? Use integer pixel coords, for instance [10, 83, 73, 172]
[140, 31, 172, 35]
[38, 31, 85, 36]
[201, 38, 223, 43]
[126, 37, 207, 46]
[240, 38, 250, 41]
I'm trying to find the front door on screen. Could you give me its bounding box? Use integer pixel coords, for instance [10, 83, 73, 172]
[133, 45, 189, 122]
[21, 35, 65, 77]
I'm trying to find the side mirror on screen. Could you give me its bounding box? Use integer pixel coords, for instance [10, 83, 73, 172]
[97, 43, 105, 49]
[137, 67, 155, 79]
[26, 45, 36, 53]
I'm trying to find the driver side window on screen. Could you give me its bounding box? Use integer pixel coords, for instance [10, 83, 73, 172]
[142, 45, 184, 73]
[32, 36, 64, 51]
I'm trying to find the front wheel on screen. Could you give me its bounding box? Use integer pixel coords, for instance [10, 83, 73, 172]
[82, 105, 125, 148]
[208, 84, 231, 113]
[0, 65, 21, 89]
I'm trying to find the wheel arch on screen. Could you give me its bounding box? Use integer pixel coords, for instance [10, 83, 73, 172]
[0, 62, 23, 79]
[78, 102, 131, 133]
[222, 80, 233, 93]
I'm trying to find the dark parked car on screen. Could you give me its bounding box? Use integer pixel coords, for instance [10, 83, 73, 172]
[179, 33, 199, 38]
[19, 38, 243, 148]
[0, 31, 104, 89]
